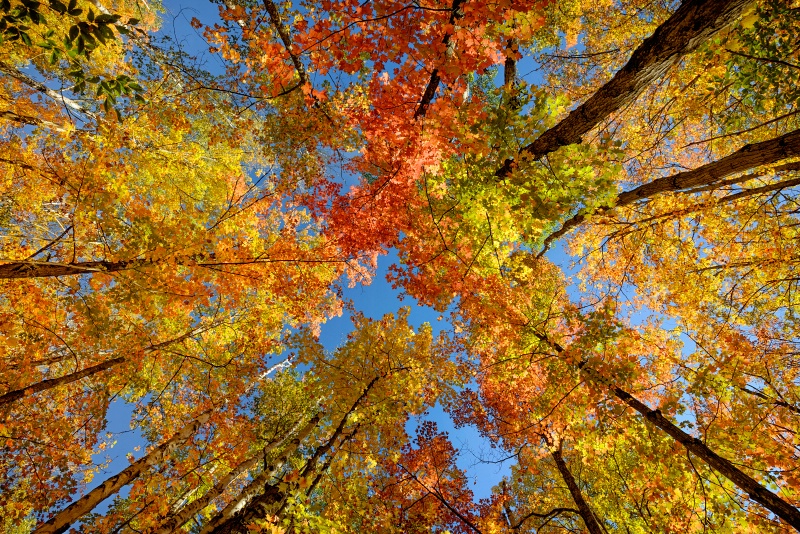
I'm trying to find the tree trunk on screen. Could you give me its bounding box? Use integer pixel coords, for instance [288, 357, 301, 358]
[165, 414, 321, 534]
[0, 259, 147, 279]
[413, 0, 465, 119]
[496, 0, 753, 178]
[577, 363, 800, 531]
[198, 414, 321, 534]
[0, 357, 125, 407]
[615, 128, 800, 205]
[551, 448, 604, 534]
[206, 378, 379, 533]
[154, 455, 261, 534]
[539, 129, 800, 254]
[34, 411, 211, 534]
[529, 329, 800, 530]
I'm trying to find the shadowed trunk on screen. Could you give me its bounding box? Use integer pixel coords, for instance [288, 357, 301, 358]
[529, 329, 800, 530]
[0, 357, 125, 407]
[34, 411, 212, 534]
[496, 0, 753, 178]
[538, 129, 800, 254]
[551, 448, 604, 534]
[206, 378, 379, 534]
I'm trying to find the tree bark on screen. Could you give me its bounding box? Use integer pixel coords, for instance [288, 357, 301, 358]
[0, 259, 147, 279]
[206, 378, 379, 534]
[34, 411, 212, 534]
[414, 0, 465, 119]
[197, 414, 321, 534]
[538, 128, 800, 254]
[615, 129, 800, 205]
[496, 0, 753, 178]
[0, 357, 125, 407]
[0, 254, 348, 279]
[551, 448, 604, 534]
[528, 329, 800, 530]
[166, 413, 321, 534]
[0, 61, 97, 119]
[576, 363, 800, 530]
[154, 455, 261, 534]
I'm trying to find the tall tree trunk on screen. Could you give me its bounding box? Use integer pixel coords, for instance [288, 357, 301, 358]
[551, 448, 604, 534]
[413, 0, 466, 119]
[3, 322, 223, 409]
[577, 363, 800, 531]
[530, 330, 800, 530]
[206, 378, 379, 534]
[496, 0, 753, 178]
[163, 413, 321, 534]
[0, 357, 125, 407]
[34, 411, 212, 534]
[0, 259, 147, 279]
[538, 128, 800, 253]
[154, 455, 261, 534]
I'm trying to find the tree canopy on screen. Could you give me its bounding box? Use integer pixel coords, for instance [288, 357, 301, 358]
[1, 0, 799, 532]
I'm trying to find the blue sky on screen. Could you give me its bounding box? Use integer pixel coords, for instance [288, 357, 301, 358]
[85, 0, 590, 515]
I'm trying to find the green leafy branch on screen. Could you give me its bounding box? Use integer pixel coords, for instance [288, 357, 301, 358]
[0, 0, 145, 119]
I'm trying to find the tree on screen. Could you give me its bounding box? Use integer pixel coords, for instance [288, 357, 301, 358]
[3, 0, 800, 531]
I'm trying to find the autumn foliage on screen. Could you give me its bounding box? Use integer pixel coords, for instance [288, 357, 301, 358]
[1, 0, 799, 532]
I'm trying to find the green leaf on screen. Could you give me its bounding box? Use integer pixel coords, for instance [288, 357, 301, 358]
[95, 14, 119, 24]
[48, 0, 66, 13]
[20, 30, 31, 45]
[82, 31, 95, 48]
[97, 23, 113, 42]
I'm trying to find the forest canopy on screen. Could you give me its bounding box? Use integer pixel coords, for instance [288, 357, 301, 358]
[1, 0, 800, 532]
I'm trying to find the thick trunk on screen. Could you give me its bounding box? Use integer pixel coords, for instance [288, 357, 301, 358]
[414, 0, 465, 119]
[551, 449, 604, 534]
[497, 0, 753, 178]
[198, 414, 321, 534]
[34, 411, 211, 534]
[0, 357, 125, 407]
[206, 379, 379, 534]
[578, 363, 800, 530]
[209, 485, 284, 534]
[539, 129, 800, 254]
[615, 129, 800, 205]
[154, 455, 261, 534]
[0, 259, 146, 279]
